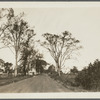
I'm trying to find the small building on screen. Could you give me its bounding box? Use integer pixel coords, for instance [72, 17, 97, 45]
[28, 68, 37, 76]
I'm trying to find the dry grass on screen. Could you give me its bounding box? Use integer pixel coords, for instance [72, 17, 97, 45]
[49, 72, 87, 92]
[0, 74, 32, 86]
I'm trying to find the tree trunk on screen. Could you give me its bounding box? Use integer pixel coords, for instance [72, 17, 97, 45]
[56, 62, 61, 76]
[23, 61, 27, 76]
[23, 65, 26, 76]
[14, 50, 18, 77]
[58, 67, 61, 76]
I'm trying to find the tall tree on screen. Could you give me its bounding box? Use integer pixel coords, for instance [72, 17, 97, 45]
[20, 44, 36, 75]
[41, 31, 81, 76]
[0, 8, 35, 76]
[35, 53, 44, 74]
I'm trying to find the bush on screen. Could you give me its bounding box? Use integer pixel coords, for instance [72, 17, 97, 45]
[48, 70, 78, 87]
[75, 59, 100, 91]
[70, 66, 78, 74]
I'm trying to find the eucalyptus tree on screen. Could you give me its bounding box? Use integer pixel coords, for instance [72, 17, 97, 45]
[41, 31, 82, 76]
[0, 8, 35, 76]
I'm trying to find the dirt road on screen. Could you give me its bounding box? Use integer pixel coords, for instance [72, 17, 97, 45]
[0, 74, 73, 93]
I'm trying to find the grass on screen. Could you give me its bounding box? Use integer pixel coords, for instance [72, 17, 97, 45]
[0, 74, 33, 86]
[48, 72, 87, 92]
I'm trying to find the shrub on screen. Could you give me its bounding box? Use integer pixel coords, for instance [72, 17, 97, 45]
[75, 59, 100, 91]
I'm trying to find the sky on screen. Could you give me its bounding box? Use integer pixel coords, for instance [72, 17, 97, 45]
[0, 2, 100, 72]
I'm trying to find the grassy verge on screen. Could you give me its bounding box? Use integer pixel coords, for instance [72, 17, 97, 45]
[0, 75, 33, 86]
[48, 72, 87, 92]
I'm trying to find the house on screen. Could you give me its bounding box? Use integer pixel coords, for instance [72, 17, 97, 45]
[28, 68, 36, 76]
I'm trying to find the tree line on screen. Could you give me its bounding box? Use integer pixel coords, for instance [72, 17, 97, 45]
[75, 59, 100, 91]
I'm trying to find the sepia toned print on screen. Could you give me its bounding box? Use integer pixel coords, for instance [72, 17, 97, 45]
[0, 2, 100, 94]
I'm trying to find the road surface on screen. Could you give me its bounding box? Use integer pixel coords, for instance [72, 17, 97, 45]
[0, 74, 73, 93]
